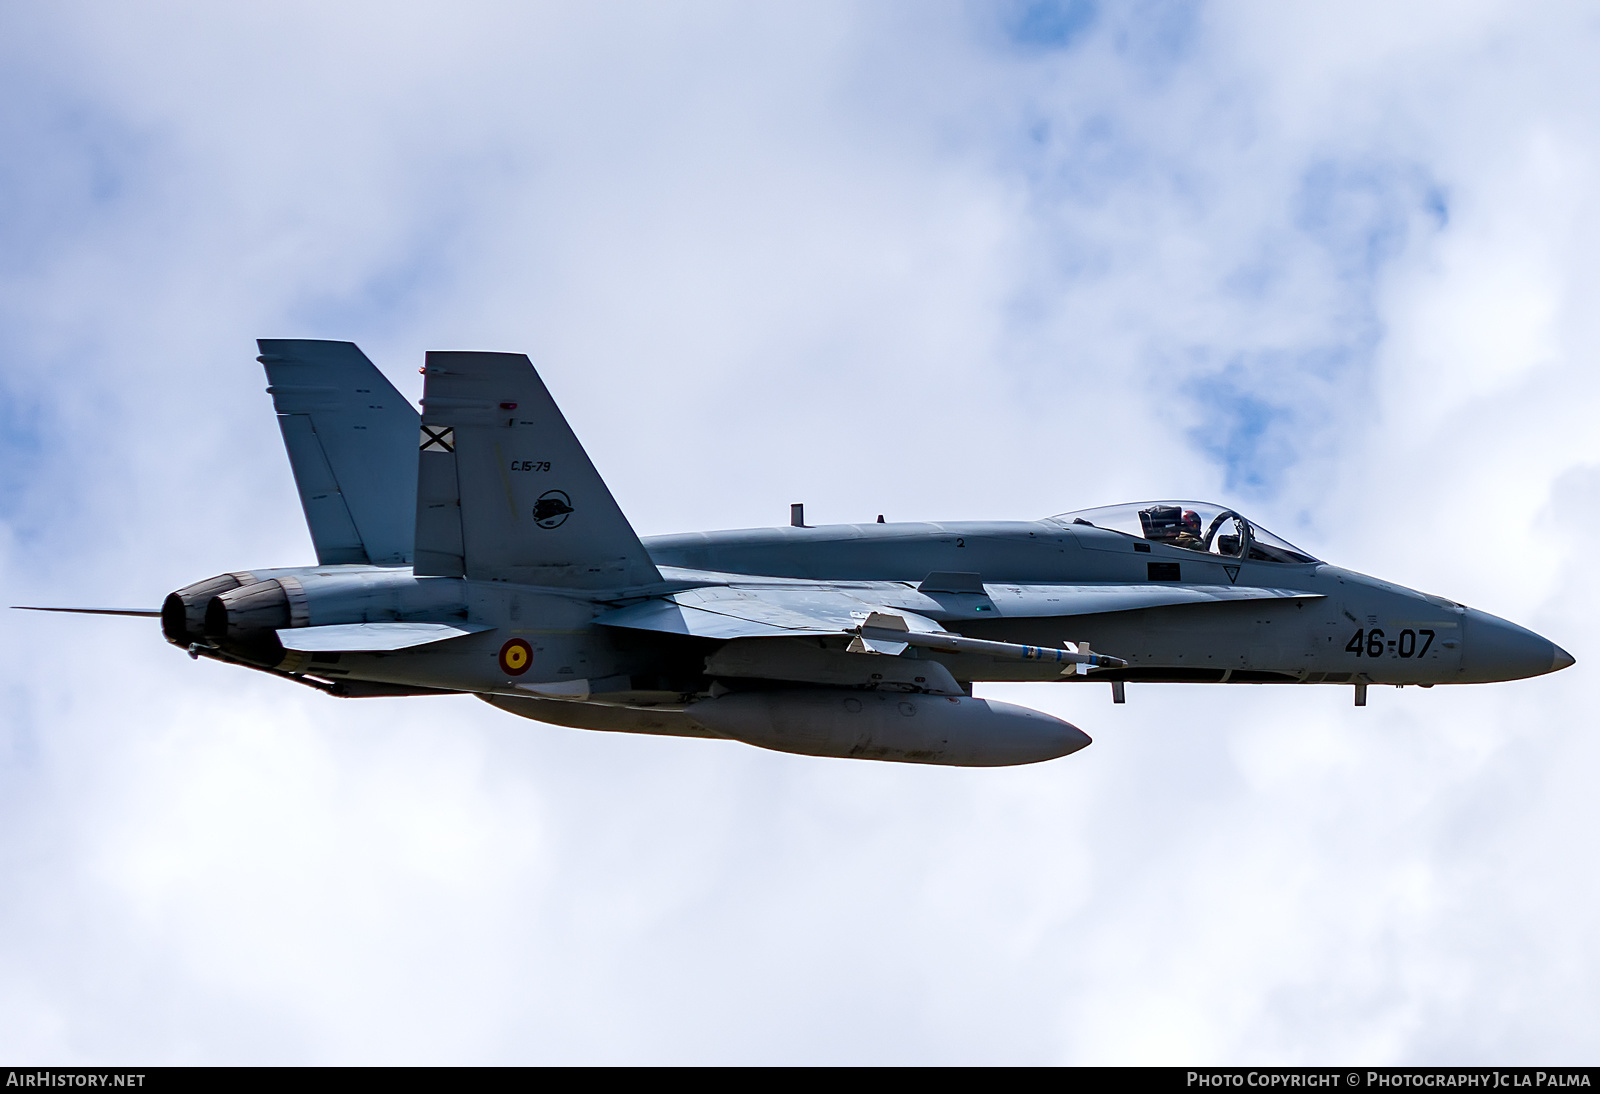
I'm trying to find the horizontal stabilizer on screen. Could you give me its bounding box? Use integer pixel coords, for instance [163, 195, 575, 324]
[276, 621, 492, 652]
[11, 606, 161, 617]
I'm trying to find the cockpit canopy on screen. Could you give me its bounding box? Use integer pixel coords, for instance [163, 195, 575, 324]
[1049, 501, 1318, 564]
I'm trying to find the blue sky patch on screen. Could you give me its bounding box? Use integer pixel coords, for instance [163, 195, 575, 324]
[1186, 369, 1297, 495]
[1294, 160, 1444, 281]
[0, 96, 155, 277]
[0, 380, 45, 522]
[1001, 0, 1098, 51]
[288, 225, 463, 343]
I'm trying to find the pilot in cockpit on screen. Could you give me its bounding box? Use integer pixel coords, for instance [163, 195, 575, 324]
[1172, 510, 1204, 551]
[1140, 505, 1207, 551]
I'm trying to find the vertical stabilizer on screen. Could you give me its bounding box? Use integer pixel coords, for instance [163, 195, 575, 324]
[413, 351, 661, 588]
[258, 339, 419, 565]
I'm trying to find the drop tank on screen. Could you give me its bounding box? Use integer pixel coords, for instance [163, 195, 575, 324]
[687, 689, 1090, 767]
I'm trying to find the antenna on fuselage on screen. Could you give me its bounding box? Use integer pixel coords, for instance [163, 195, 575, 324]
[791, 503, 806, 528]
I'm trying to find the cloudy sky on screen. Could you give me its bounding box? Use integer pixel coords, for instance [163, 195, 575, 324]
[1, 0, 1596, 1064]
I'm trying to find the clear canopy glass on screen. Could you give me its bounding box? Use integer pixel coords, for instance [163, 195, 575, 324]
[1049, 501, 1318, 564]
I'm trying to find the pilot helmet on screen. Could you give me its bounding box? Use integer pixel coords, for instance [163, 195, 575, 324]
[1181, 510, 1202, 537]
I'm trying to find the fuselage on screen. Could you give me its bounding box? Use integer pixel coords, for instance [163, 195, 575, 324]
[165, 516, 1571, 701]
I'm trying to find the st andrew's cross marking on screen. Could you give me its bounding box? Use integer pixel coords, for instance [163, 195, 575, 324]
[419, 425, 455, 453]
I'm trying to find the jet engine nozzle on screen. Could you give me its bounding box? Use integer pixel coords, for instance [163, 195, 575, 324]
[161, 571, 255, 644]
[688, 689, 1090, 766]
[204, 579, 292, 642]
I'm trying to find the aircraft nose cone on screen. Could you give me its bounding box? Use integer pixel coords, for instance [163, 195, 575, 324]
[1460, 608, 1569, 682]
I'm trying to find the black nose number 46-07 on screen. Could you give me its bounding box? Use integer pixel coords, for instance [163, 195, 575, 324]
[1346, 628, 1434, 658]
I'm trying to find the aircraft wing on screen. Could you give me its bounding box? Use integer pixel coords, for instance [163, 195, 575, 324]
[596, 586, 943, 639]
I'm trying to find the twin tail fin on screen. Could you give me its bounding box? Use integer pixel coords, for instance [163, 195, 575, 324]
[257, 340, 658, 589]
[258, 339, 418, 565]
[413, 351, 661, 588]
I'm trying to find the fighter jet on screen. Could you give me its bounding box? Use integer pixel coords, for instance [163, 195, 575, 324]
[19, 340, 1575, 766]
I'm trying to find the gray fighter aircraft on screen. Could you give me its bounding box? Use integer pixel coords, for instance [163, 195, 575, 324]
[20, 340, 1574, 766]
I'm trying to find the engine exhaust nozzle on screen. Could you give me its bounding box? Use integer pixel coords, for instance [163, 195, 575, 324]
[161, 571, 256, 645]
[204, 579, 292, 642]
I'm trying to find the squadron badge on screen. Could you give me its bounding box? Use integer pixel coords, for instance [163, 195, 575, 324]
[533, 489, 574, 529]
